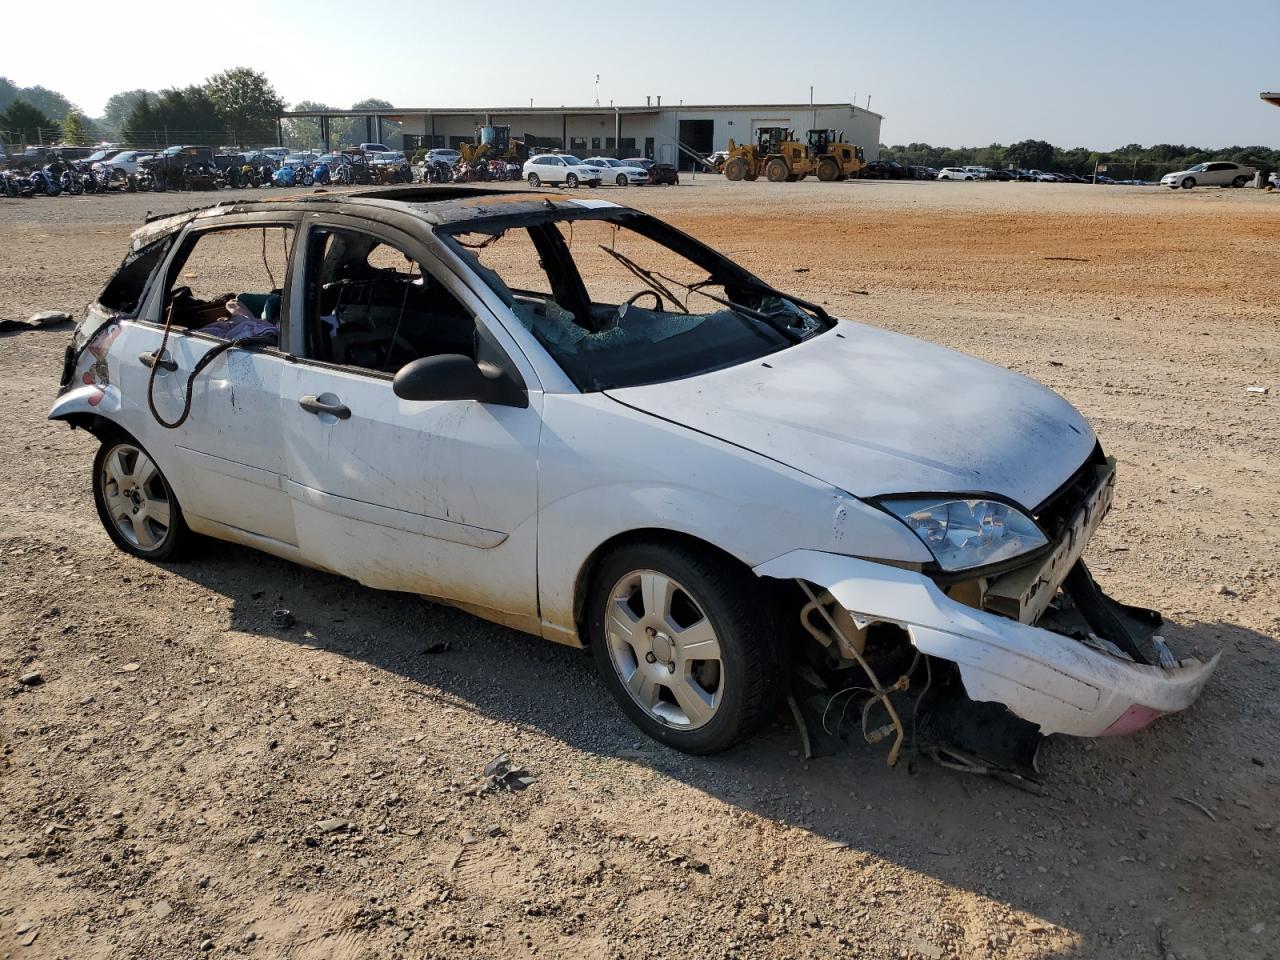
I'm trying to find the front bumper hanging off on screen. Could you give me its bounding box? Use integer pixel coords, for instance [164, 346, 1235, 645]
[756, 549, 1218, 740]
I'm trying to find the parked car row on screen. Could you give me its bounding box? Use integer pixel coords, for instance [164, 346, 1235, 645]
[523, 154, 679, 188]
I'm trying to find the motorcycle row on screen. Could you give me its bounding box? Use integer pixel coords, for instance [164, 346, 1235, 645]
[0, 153, 415, 198]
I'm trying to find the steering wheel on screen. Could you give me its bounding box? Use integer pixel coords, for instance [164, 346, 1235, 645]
[623, 290, 664, 312]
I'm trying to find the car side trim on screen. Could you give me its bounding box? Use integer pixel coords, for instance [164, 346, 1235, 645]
[176, 445, 286, 492]
[285, 480, 507, 548]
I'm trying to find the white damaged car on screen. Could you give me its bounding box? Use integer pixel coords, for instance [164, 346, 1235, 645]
[50, 186, 1217, 781]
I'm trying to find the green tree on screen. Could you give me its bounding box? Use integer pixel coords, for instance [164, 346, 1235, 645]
[351, 98, 400, 148]
[0, 79, 73, 120]
[205, 67, 284, 145]
[123, 87, 223, 148]
[61, 110, 94, 145]
[1004, 139, 1054, 171]
[100, 89, 152, 136]
[282, 100, 335, 150]
[0, 98, 58, 145]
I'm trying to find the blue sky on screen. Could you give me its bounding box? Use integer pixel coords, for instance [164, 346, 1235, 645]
[9, 1, 1279, 148]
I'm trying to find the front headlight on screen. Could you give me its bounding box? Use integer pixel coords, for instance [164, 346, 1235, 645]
[880, 498, 1048, 572]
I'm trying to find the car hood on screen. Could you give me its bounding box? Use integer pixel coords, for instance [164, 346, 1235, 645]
[604, 320, 1096, 509]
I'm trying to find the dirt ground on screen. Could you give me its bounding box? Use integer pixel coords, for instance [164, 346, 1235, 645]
[1, 179, 1277, 960]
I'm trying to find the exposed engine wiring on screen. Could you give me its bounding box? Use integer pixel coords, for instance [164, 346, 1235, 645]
[795, 579, 910, 765]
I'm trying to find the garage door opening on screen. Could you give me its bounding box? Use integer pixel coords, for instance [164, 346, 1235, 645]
[677, 119, 714, 171]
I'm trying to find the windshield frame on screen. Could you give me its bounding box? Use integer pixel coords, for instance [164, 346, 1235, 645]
[435, 207, 832, 392]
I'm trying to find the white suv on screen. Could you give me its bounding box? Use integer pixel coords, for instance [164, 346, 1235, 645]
[936, 167, 974, 181]
[582, 157, 649, 186]
[522, 154, 603, 188]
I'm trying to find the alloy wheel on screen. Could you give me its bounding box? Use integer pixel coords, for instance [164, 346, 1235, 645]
[99, 443, 173, 552]
[604, 569, 723, 729]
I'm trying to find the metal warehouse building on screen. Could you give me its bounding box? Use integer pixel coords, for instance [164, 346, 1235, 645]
[281, 101, 883, 169]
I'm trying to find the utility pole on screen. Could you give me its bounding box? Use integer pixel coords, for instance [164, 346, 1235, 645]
[595, 75, 600, 108]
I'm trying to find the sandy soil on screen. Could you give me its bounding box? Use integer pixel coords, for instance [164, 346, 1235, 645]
[1, 179, 1277, 960]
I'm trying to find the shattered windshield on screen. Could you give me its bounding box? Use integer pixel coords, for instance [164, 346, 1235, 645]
[441, 213, 828, 391]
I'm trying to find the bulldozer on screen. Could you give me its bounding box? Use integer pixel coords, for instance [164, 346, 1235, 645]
[807, 129, 866, 181]
[722, 127, 815, 182]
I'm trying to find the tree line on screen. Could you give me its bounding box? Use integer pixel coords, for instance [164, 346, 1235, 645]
[1, 69, 286, 148]
[2, 71, 403, 152]
[879, 139, 1280, 178]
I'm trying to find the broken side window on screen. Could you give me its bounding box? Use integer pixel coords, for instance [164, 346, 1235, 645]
[301, 226, 476, 373]
[98, 236, 174, 315]
[162, 225, 294, 342]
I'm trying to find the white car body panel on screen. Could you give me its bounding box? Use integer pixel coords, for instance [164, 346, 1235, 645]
[277, 360, 542, 624]
[533, 391, 933, 643]
[755, 550, 1219, 737]
[604, 320, 1096, 509]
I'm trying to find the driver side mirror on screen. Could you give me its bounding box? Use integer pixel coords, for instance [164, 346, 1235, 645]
[392, 354, 527, 408]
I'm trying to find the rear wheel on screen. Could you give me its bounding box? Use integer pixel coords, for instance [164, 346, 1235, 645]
[1232, 175, 1249, 187]
[528, 173, 540, 187]
[723, 157, 747, 181]
[92, 437, 189, 561]
[817, 158, 839, 182]
[764, 158, 789, 182]
[587, 541, 783, 754]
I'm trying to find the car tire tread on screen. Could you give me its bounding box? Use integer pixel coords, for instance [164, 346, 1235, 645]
[587, 540, 785, 755]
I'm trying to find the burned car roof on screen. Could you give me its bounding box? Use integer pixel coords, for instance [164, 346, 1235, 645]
[129, 187, 626, 249]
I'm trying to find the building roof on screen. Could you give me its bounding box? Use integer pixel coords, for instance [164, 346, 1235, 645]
[281, 102, 884, 121]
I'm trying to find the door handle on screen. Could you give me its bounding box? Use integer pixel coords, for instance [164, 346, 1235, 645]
[139, 350, 177, 372]
[299, 395, 351, 420]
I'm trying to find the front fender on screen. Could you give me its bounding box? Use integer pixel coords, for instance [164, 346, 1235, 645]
[755, 549, 1219, 737]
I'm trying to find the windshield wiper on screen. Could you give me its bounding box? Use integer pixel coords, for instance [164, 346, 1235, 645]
[597, 245, 688, 313]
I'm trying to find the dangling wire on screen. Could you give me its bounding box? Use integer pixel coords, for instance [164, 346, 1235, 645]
[381, 260, 419, 371]
[260, 227, 276, 289]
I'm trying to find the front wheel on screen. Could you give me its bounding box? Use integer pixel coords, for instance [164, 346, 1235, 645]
[1232, 175, 1249, 187]
[528, 173, 540, 187]
[1181, 177, 1195, 189]
[616, 174, 628, 186]
[587, 542, 783, 754]
[92, 436, 190, 561]
[566, 173, 579, 188]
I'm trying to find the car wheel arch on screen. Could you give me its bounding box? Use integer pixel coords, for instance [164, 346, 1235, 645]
[571, 528, 759, 646]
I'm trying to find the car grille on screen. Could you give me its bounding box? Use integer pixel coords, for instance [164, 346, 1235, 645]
[1032, 442, 1107, 541]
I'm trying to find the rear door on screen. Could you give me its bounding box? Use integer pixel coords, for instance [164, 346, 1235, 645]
[115, 216, 301, 548]
[277, 215, 543, 623]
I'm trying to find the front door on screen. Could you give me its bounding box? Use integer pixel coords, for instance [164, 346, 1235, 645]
[279, 218, 542, 621]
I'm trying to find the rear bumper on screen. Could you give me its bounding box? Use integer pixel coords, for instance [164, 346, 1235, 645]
[755, 550, 1218, 738]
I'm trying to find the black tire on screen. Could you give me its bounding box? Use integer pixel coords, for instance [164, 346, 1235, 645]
[616, 173, 628, 186]
[765, 158, 789, 182]
[723, 156, 747, 181]
[817, 158, 839, 182]
[528, 173, 540, 187]
[1232, 175, 1248, 187]
[92, 435, 190, 562]
[566, 173, 579, 188]
[586, 541, 784, 754]
[1181, 177, 1195, 189]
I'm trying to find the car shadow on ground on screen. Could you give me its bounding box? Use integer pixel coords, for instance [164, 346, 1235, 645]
[171, 537, 1274, 957]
